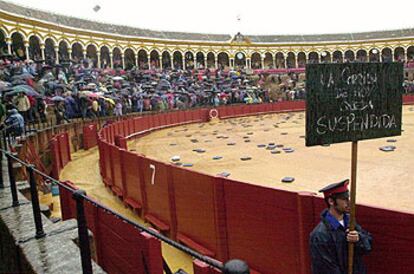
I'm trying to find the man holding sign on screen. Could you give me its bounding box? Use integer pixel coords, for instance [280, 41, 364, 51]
[309, 179, 372, 274]
[306, 62, 403, 273]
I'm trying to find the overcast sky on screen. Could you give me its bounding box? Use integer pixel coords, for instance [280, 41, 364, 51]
[8, 0, 414, 35]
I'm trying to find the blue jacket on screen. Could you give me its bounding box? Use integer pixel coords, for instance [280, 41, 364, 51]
[310, 209, 372, 274]
[5, 110, 24, 131]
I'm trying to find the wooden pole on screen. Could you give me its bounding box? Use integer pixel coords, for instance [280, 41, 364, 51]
[348, 141, 358, 274]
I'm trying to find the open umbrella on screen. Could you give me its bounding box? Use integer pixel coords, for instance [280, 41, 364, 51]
[12, 85, 40, 96]
[51, 96, 65, 102]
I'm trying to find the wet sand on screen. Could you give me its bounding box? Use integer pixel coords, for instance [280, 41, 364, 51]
[130, 105, 414, 212]
[60, 148, 194, 273]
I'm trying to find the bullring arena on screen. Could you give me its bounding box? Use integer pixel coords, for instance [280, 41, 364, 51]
[0, 1, 414, 274]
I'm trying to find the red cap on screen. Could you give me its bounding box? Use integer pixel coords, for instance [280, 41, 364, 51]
[318, 179, 349, 198]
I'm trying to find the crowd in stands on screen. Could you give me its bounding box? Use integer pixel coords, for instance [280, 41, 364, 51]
[0, 54, 413, 137]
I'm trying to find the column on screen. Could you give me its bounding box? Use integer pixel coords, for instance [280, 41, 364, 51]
[247, 58, 251, 69]
[182, 57, 185, 70]
[82, 49, 87, 60]
[170, 56, 174, 69]
[215, 55, 218, 69]
[121, 53, 125, 69]
[136, 54, 139, 69]
[272, 55, 276, 69]
[261, 55, 265, 69]
[204, 57, 208, 69]
[24, 41, 30, 61]
[404, 51, 408, 62]
[97, 53, 101, 68]
[159, 56, 162, 70]
[54, 46, 59, 64]
[6, 38, 12, 54]
[294, 54, 298, 68]
[109, 52, 113, 68]
[147, 55, 150, 69]
[68, 49, 72, 62]
[230, 58, 234, 69]
[284, 58, 288, 68]
[40, 44, 45, 62]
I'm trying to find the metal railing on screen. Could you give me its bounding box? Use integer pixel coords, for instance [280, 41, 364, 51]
[0, 126, 250, 274]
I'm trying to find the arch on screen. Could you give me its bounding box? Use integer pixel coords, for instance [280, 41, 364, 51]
[369, 48, 380, 62]
[44, 35, 59, 46]
[356, 49, 367, 62]
[234, 52, 246, 69]
[344, 50, 355, 62]
[113, 47, 123, 68]
[286, 52, 296, 68]
[394, 47, 405, 62]
[86, 44, 98, 67]
[124, 48, 136, 70]
[184, 51, 194, 69]
[297, 52, 306, 68]
[381, 48, 392, 63]
[28, 35, 42, 61]
[9, 29, 28, 41]
[275, 52, 285, 68]
[44, 38, 56, 64]
[138, 49, 148, 69]
[149, 50, 160, 69]
[173, 51, 183, 69]
[196, 52, 205, 69]
[100, 46, 110, 68]
[161, 51, 171, 69]
[0, 29, 7, 55]
[264, 52, 273, 68]
[308, 52, 319, 64]
[71, 42, 83, 63]
[332, 51, 343, 63]
[407, 46, 414, 62]
[251, 52, 261, 69]
[70, 40, 85, 48]
[320, 51, 331, 63]
[217, 52, 229, 69]
[11, 32, 25, 60]
[58, 40, 70, 63]
[206, 52, 215, 68]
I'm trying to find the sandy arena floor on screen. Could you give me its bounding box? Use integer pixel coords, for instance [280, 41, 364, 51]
[130, 105, 414, 212]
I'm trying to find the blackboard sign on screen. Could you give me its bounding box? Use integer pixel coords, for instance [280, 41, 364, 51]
[306, 63, 403, 146]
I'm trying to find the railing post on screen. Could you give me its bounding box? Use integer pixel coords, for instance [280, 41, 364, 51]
[6, 154, 19, 207]
[26, 165, 46, 239]
[223, 259, 250, 274]
[72, 189, 93, 274]
[0, 133, 4, 189]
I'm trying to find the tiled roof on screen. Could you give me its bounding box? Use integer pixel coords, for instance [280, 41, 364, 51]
[250, 28, 414, 43]
[0, 0, 231, 42]
[1, 0, 413, 43]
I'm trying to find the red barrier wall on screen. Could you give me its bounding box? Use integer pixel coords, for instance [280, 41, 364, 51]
[403, 94, 414, 104]
[171, 168, 227, 260]
[49, 137, 61, 179]
[193, 260, 222, 274]
[83, 124, 98, 150]
[102, 142, 112, 186]
[95, 206, 163, 274]
[120, 150, 145, 211]
[109, 144, 123, 197]
[57, 132, 71, 167]
[58, 181, 78, 220]
[140, 157, 174, 234]
[223, 179, 301, 274]
[94, 99, 414, 274]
